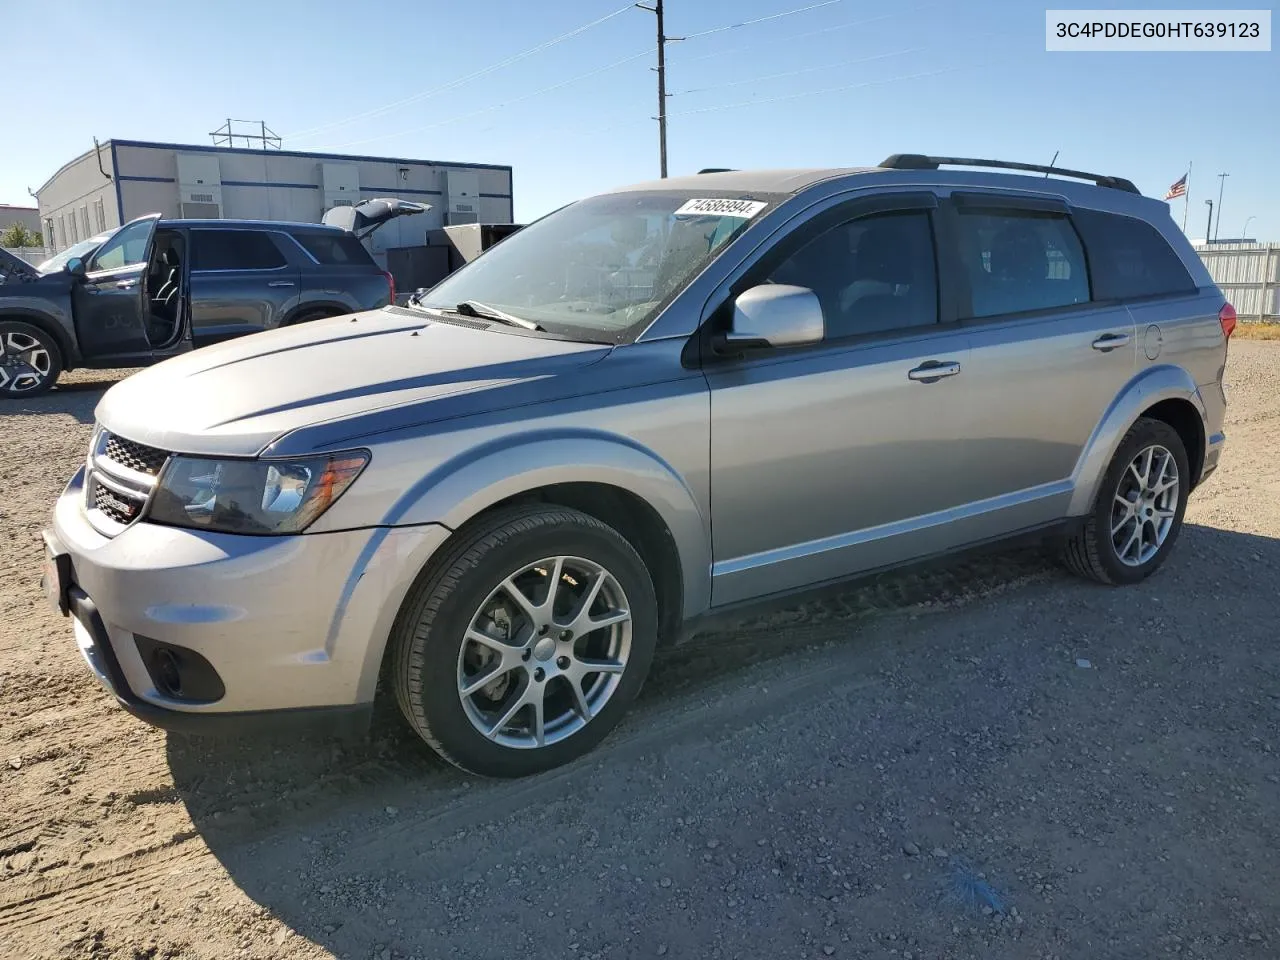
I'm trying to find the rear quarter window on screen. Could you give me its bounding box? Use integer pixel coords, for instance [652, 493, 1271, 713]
[1073, 209, 1198, 301]
[293, 232, 376, 267]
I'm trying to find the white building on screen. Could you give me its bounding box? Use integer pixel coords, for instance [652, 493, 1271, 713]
[34, 139, 514, 264]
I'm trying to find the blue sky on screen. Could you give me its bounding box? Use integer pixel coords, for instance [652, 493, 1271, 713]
[5, 0, 1277, 238]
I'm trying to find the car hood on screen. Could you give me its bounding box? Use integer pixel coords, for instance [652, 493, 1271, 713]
[95, 308, 611, 457]
[0, 248, 39, 284]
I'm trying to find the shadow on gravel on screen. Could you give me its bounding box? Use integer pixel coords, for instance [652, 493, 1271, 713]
[165, 523, 1280, 959]
[7, 374, 127, 423]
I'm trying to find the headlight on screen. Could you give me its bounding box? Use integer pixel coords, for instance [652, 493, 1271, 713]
[148, 451, 369, 535]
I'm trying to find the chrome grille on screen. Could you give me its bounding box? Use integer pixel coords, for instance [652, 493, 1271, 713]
[102, 433, 168, 475]
[86, 428, 168, 535]
[93, 482, 142, 525]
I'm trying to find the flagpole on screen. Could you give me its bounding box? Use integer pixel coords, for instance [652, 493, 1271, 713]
[1182, 161, 1193, 234]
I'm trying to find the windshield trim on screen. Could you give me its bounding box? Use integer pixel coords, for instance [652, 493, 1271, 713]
[417, 189, 789, 346]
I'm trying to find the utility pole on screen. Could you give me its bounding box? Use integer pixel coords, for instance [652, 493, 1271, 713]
[636, 0, 679, 178]
[1214, 172, 1229, 241]
[1204, 199, 1214, 244]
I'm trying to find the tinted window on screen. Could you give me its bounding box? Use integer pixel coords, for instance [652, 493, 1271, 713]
[954, 210, 1089, 319]
[763, 210, 938, 338]
[293, 232, 375, 266]
[1073, 208, 1197, 301]
[190, 231, 287, 271]
[90, 218, 153, 271]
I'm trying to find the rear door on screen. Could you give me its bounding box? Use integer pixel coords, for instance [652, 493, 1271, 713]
[187, 228, 300, 345]
[936, 192, 1137, 532]
[71, 214, 159, 361]
[291, 230, 387, 312]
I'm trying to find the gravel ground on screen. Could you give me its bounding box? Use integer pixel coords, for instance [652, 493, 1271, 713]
[2, 344, 1279, 960]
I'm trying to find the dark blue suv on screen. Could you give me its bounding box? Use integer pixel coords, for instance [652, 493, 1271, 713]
[0, 198, 424, 397]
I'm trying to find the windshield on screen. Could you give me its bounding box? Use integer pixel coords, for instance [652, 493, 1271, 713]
[416, 190, 781, 342]
[37, 232, 114, 275]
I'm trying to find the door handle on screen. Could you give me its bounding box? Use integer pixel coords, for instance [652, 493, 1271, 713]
[907, 360, 961, 383]
[1091, 333, 1131, 351]
[267, 281, 295, 288]
[114, 279, 137, 290]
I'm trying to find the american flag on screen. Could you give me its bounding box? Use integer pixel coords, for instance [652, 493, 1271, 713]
[1165, 173, 1188, 201]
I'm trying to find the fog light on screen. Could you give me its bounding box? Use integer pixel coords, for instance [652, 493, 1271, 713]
[134, 637, 225, 703]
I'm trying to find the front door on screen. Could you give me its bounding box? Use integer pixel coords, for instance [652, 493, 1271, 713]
[707, 198, 975, 606]
[937, 195, 1137, 533]
[187, 228, 300, 345]
[71, 215, 159, 361]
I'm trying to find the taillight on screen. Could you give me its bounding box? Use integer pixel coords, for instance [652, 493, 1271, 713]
[1219, 302, 1237, 339]
[382, 270, 396, 304]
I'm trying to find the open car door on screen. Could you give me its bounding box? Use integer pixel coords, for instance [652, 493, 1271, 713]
[70, 214, 161, 364]
[322, 198, 429, 240]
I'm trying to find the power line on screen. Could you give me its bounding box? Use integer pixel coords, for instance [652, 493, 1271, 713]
[675, 48, 921, 95]
[666, 65, 963, 117]
[541, 62, 963, 143]
[679, 0, 844, 40]
[673, 9, 926, 63]
[319, 48, 655, 151]
[283, 2, 635, 142]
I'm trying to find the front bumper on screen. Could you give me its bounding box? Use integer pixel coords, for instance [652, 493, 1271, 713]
[47, 466, 451, 731]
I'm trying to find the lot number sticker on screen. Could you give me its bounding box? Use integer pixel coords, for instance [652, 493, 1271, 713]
[674, 198, 768, 219]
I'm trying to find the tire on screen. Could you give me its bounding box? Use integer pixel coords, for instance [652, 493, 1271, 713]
[390, 504, 659, 778]
[1062, 417, 1190, 585]
[0, 320, 62, 398]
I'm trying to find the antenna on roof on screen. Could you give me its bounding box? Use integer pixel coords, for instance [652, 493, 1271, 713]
[210, 119, 282, 151]
[1045, 150, 1059, 178]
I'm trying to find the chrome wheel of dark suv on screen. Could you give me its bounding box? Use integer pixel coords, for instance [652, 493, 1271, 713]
[0, 322, 61, 397]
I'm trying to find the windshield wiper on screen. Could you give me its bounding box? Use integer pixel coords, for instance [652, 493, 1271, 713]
[453, 300, 543, 331]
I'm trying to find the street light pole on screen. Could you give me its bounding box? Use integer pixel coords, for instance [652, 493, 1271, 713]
[1214, 172, 1229, 241]
[1204, 199, 1214, 244]
[1242, 215, 1256, 240]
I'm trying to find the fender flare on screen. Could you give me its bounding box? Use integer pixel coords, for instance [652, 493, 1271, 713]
[387, 428, 713, 619]
[0, 306, 79, 368]
[280, 300, 354, 326]
[1067, 363, 1207, 516]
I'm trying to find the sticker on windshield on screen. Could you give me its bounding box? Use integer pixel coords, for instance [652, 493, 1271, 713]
[674, 198, 768, 219]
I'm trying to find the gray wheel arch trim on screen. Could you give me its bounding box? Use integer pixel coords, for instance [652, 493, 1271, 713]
[1067, 363, 1207, 516]
[382, 429, 712, 620]
[0, 305, 79, 368]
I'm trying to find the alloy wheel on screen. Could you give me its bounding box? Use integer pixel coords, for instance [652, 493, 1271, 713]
[457, 555, 632, 749]
[0, 331, 53, 394]
[1111, 443, 1179, 567]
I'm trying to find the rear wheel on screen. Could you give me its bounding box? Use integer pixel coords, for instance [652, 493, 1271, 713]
[1062, 417, 1190, 585]
[0, 321, 62, 398]
[390, 505, 659, 778]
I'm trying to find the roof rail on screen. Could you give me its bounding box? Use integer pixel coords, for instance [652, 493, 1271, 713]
[878, 154, 1141, 195]
[697, 167, 737, 174]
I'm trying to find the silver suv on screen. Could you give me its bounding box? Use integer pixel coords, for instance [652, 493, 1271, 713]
[42, 155, 1234, 777]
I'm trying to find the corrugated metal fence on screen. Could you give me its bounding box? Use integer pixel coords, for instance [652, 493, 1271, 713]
[1193, 242, 1278, 323]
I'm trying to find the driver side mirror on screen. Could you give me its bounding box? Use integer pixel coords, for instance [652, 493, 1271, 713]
[65, 257, 86, 278]
[713, 283, 825, 355]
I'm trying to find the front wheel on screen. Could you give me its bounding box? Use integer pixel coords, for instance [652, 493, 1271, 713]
[1062, 417, 1190, 585]
[390, 505, 659, 777]
[0, 321, 62, 398]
